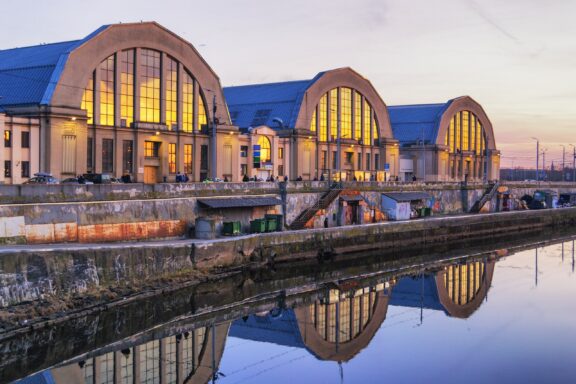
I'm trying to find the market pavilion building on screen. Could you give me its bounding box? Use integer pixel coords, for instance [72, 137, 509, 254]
[388, 96, 500, 182]
[0, 23, 498, 185]
[225, 68, 400, 182]
[0, 22, 238, 183]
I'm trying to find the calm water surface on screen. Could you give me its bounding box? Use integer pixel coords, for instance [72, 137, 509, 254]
[9, 238, 576, 384]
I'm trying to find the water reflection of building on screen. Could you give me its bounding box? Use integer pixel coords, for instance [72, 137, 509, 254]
[18, 323, 230, 384]
[391, 259, 496, 319]
[230, 281, 393, 362]
[230, 259, 496, 365]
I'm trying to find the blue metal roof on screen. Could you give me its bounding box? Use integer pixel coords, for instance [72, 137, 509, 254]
[224, 73, 326, 129]
[389, 275, 444, 311]
[0, 25, 109, 108]
[228, 309, 305, 348]
[0, 66, 55, 106]
[14, 371, 56, 384]
[388, 101, 453, 146]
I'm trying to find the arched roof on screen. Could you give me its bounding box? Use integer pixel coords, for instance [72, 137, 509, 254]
[388, 96, 496, 150]
[224, 67, 393, 139]
[0, 22, 231, 124]
[0, 26, 107, 108]
[435, 260, 496, 319]
[294, 291, 390, 362]
[229, 290, 390, 362]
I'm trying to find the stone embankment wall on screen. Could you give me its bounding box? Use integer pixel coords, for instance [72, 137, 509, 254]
[192, 208, 576, 270]
[0, 181, 575, 245]
[2, 207, 576, 308]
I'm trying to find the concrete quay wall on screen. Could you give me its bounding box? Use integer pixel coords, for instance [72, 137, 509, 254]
[2, 207, 575, 309]
[192, 208, 576, 270]
[1, 182, 575, 245]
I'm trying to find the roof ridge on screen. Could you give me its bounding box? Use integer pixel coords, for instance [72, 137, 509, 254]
[224, 79, 312, 89]
[0, 39, 80, 53]
[388, 102, 448, 108]
[226, 100, 295, 106]
[0, 64, 56, 72]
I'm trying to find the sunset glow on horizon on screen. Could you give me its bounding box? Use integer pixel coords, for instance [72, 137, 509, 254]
[0, 0, 574, 169]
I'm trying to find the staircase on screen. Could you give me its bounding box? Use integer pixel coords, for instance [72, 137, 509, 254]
[289, 183, 343, 230]
[469, 181, 499, 213]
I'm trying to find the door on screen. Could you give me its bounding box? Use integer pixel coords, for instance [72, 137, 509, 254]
[144, 166, 157, 184]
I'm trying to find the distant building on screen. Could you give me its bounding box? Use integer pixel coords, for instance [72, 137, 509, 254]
[389, 96, 500, 182]
[0, 22, 237, 183]
[225, 68, 400, 182]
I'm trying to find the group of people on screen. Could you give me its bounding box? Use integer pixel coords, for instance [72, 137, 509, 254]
[175, 172, 190, 182]
[242, 174, 289, 182]
[172, 172, 411, 183]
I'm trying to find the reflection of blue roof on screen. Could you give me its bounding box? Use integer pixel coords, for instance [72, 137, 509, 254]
[14, 371, 55, 384]
[224, 73, 325, 129]
[390, 275, 444, 311]
[388, 101, 452, 146]
[229, 309, 305, 348]
[0, 26, 108, 108]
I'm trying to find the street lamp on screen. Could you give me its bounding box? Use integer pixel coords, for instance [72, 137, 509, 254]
[560, 144, 566, 182]
[570, 144, 576, 183]
[541, 147, 548, 181]
[531, 137, 539, 182]
[203, 89, 219, 180]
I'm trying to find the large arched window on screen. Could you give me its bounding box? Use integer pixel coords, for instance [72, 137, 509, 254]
[257, 136, 271, 162]
[442, 261, 485, 306]
[310, 87, 379, 145]
[445, 110, 486, 155]
[81, 48, 208, 131]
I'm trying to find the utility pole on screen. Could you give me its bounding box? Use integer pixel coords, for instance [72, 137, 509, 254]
[421, 128, 426, 183]
[531, 137, 539, 183]
[561, 144, 566, 181]
[571, 144, 576, 183]
[541, 148, 548, 181]
[211, 93, 218, 180]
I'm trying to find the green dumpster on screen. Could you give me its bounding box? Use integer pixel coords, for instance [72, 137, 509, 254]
[250, 219, 266, 233]
[419, 207, 431, 217]
[265, 214, 283, 232]
[266, 218, 277, 232]
[222, 221, 241, 235]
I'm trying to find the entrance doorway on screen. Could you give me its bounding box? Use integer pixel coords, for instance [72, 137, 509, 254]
[344, 202, 359, 225]
[144, 166, 158, 184]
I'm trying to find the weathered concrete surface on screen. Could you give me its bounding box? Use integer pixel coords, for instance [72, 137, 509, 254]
[0, 181, 281, 204]
[0, 244, 194, 307]
[191, 207, 576, 271]
[1, 200, 576, 309]
[1, 182, 575, 245]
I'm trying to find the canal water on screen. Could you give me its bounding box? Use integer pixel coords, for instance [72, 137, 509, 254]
[5, 235, 576, 384]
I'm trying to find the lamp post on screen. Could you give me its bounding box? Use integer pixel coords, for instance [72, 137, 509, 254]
[203, 89, 219, 181]
[541, 148, 548, 181]
[211, 94, 218, 180]
[421, 127, 426, 183]
[570, 144, 576, 183]
[560, 144, 566, 182]
[531, 137, 539, 182]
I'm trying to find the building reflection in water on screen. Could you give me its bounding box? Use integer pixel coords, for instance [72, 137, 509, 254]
[392, 258, 495, 319]
[19, 324, 230, 384]
[230, 258, 496, 364]
[17, 258, 497, 383]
